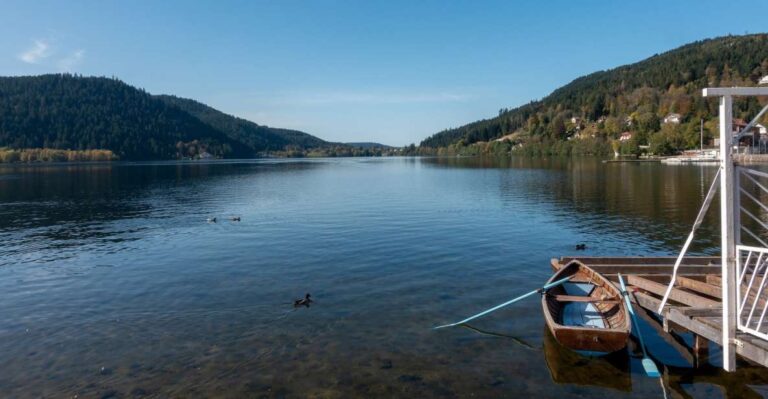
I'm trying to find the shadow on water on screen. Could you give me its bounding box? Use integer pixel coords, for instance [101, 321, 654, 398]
[542, 321, 768, 398]
[661, 363, 768, 399]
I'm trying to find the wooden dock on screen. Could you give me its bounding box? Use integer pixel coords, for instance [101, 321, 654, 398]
[551, 256, 768, 368]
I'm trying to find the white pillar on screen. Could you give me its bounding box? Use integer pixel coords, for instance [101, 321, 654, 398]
[720, 94, 737, 371]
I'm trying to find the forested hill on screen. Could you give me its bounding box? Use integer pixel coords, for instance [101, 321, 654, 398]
[420, 34, 768, 155]
[0, 74, 329, 160]
[156, 95, 328, 151]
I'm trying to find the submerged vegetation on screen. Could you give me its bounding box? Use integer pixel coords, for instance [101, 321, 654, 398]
[420, 34, 768, 156]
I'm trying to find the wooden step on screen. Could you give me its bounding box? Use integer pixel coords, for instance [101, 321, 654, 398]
[677, 276, 722, 299]
[627, 275, 720, 308]
[706, 274, 767, 310]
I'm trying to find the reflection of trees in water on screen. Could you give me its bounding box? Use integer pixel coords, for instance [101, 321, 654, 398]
[559, 161, 722, 252]
[0, 161, 324, 260]
[424, 157, 732, 253]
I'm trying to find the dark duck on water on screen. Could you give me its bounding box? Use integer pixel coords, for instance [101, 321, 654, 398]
[294, 293, 313, 307]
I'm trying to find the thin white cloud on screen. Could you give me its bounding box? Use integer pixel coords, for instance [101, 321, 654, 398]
[19, 40, 51, 64]
[57, 49, 85, 71]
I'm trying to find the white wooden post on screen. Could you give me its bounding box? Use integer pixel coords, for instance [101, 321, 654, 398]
[719, 94, 738, 371]
[703, 87, 768, 372]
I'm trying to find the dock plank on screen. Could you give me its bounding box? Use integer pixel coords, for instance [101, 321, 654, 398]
[560, 256, 720, 266]
[679, 307, 723, 317]
[677, 276, 722, 299]
[627, 275, 720, 308]
[666, 309, 722, 345]
[632, 291, 670, 314]
[550, 258, 721, 275]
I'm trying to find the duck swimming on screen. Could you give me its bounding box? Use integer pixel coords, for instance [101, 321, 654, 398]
[206, 217, 217, 223]
[231, 217, 241, 222]
[575, 243, 587, 250]
[294, 293, 313, 307]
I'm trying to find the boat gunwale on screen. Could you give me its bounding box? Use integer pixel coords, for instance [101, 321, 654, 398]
[542, 260, 631, 333]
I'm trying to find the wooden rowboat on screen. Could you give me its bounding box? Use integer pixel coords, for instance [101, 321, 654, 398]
[541, 260, 630, 354]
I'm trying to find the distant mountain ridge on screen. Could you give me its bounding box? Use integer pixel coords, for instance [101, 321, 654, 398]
[0, 74, 330, 160]
[345, 142, 393, 149]
[420, 34, 768, 155]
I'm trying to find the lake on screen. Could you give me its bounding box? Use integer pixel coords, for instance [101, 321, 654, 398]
[0, 157, 766, 398]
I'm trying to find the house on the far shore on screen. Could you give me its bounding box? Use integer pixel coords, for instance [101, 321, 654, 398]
[619, 131, 633, 142]
[732, 118, 761, 147]
[663, 113, 682, 124]
[714, 119, 764, 153]
[199, 151, 213, 160]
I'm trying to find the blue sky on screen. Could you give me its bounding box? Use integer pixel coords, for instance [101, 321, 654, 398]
[2, 1, 768, 146]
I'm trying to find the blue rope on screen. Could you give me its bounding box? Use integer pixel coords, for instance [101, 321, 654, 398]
[434, 276, 572, 329]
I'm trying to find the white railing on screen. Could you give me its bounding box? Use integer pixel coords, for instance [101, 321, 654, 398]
[736, 167, 768, 340]
[738, 167, 768, 248]
[737, 245, 768, 340]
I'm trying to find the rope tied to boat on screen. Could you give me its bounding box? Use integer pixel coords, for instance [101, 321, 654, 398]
[433, 276, 572, 330]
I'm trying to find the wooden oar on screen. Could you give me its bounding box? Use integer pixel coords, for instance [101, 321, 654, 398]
[433, 276, 571, 330]
[618, 273, 661, 377]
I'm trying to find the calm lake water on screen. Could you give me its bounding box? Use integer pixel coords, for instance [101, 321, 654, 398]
[1, 157, 767, 398]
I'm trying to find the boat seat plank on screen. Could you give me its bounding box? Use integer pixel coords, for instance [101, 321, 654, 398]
[552, 295, 620, 304]
[562, 283, 595, 296]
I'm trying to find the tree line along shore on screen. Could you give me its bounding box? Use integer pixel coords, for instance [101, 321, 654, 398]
[0, 148, 117, 163]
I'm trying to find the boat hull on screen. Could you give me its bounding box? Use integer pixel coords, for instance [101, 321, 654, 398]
[550, 327, 629, 354]
[542, 260, 630, 353]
